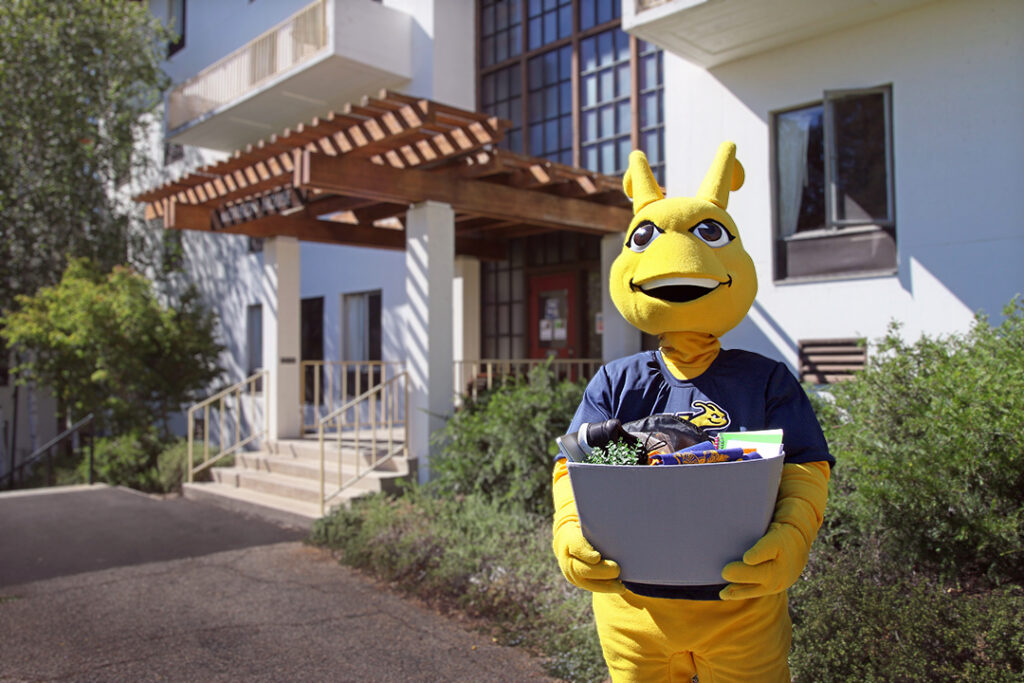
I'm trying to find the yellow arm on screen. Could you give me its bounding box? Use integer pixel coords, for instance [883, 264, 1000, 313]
[720, 460, 830, 600]
[551, 458, 626, 594]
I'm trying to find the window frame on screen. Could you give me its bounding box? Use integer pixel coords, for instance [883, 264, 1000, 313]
[770, 84, 897, 283]
[476, 0, 664, 181]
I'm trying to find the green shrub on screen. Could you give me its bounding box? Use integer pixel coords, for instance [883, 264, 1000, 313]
[428, 363, 586, 516]
[790, 540, 1024, 681]
[80, 429, 163, 491]
[309, 487, 607, 681]
[820, 299, 1024, 585]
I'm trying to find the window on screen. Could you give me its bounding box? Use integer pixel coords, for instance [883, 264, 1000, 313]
[342, 290, 382, 395]
[167, 0, 186, 56]
[246, 304, 262, 391]
[478, 0, 665, 181]
[772, 85, 895, 281]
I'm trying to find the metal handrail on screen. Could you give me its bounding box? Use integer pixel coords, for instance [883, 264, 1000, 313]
[300, 360, 404, 433]
[187, 370, 269, 483]
[3, 414, 95, 489]
[317, 371, 408, 514]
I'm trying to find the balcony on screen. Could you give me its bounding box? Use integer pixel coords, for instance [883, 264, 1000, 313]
[166, 0, 412, 151]
[622, 0, 935, 67]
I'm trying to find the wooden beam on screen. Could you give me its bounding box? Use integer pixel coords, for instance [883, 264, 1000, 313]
[295, 152, 631, 234]
[166, 201, 407, 251]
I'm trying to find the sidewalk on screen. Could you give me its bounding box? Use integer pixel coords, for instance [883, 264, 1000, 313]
[0, 485, 556, 682]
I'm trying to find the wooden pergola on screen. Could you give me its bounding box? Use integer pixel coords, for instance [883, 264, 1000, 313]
[137, 90, 634, 259]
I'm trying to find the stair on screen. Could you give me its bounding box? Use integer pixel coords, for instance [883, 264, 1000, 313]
[182, 431, 413, 530]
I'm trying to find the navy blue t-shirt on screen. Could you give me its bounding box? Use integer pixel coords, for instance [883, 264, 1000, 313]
[567, 349, 833, 466]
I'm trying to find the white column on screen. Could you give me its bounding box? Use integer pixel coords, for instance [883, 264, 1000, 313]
[453, 256, 481, 363]
[262, 236, 302, 441]
[405, 201, 455, 482]
[601, 232, 641, 363]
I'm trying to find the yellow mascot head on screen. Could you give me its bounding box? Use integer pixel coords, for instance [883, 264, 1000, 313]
[610, 142, 757, 338]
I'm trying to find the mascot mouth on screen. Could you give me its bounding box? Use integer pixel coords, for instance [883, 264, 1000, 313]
[630, 275, 731, 303]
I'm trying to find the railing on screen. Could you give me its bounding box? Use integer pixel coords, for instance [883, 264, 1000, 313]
[167, 0, 328, 131]
[2, 414, 96, 490]
[300, 360, 405, 433]
[453, 358, 602, 401]
[187, 370, 268, 483]
[317, 371, 408, 514]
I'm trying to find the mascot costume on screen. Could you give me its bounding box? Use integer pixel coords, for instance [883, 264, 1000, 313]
[552, 142, 833, 681]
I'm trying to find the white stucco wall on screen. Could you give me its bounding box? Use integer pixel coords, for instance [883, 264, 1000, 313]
[660, 0, 1024, 369]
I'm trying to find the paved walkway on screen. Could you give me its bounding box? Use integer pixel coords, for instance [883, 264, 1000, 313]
[0, 485, 556, 682]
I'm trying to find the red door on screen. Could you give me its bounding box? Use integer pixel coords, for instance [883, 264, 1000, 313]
[528, 273, 577, 359]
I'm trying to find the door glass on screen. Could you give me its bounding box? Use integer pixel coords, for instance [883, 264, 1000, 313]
[537, 288, 568, 350]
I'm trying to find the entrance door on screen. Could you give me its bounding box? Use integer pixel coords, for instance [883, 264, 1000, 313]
[301, 296, 324, 403]
[528, 273, 577, 359]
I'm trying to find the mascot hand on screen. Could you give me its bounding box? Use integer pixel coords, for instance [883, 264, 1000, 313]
[551, 458, 626, 594]
[720, 461, 830, 600]
[553, 522, 626, 594]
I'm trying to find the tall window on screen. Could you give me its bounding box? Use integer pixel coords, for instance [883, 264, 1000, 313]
[478, 0, 665, 182]
[167, 0, 186, 56]
[246, 304, 262, 376]
[772, 85, 895, 281]
[342, 290, 382, 395]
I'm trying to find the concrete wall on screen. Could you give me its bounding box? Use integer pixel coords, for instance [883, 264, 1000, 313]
[660, 0, 1024, 369]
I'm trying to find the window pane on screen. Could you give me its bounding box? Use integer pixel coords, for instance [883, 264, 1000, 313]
[617, 100, 631, 135]
[597, 31, 613, 66]
[600, 104, 614, 137]
[601, 141, 615, 173]
[528, 17, 542, 49]
[579, 0, 595, 30]
[830, 91, 889, 223]
[544, 11, 557, 43]
[582, 109, 597, 141]
[597, 0, 614, 24]
[558, 4, 572, 39]
[775, 105, 825, 236]
[583, 144, 597, 170]
[616, 63, 630, 98]
[580, 36, 596, 71]
[582, 74, 597, 106]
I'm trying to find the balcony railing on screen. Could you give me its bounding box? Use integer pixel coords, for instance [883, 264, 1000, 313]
[167, 0, 328, 132]
[454, 358, 602, 402]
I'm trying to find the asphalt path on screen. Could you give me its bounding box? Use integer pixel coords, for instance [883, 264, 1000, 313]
[0, 485, 556, 682]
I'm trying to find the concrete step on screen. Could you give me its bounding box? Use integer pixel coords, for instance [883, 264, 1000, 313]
[183, 482, 322, 530]
[210, 465, 405, 504]
[268, 436, 409, 470]
[236, 450, 411, 480]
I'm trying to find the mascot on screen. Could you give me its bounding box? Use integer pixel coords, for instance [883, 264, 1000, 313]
[552, 142, 833, 681]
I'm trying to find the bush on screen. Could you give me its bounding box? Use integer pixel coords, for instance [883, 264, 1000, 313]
[74, 431, 203, 493]
[790, 541, 1024, 681]
[309, 487, 607, 682]
[820, 299, 1024, 585]
[428, 362, 586, 516]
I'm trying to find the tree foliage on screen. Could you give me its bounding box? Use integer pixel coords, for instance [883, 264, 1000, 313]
[1, 259, 224, 435]
[0, 0, 172, 314]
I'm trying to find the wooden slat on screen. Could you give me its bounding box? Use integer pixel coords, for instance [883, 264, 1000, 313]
[295, 151, 631, 234]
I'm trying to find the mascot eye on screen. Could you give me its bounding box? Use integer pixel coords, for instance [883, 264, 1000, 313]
[690, 220, 735, 248]
[626, 221, 663, 253]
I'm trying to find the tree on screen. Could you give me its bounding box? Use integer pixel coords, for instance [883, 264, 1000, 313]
[0, 0, 172, 315]
[1, 259, 224, 437]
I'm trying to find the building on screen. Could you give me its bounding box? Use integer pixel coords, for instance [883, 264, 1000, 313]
[132, 0, 1022, 519]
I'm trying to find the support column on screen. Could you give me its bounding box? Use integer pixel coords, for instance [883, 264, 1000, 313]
[601, 232, 641, 362]
[405, 201, 455, 482]
[453, 256, 481, 363]
[262, 236, 302, 441]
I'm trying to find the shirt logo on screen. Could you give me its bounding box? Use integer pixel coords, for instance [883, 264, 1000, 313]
[675, 400, 731, 431]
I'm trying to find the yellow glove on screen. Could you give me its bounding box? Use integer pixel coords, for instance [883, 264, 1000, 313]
[551, 459, 626, 594]
[720, 460, 830, 600]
